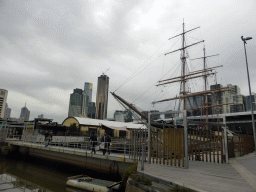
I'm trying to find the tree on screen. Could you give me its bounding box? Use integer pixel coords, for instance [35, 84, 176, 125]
[70, 123, 78, 133]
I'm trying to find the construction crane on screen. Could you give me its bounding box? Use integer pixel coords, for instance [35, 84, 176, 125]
[102, 68, 110, 75]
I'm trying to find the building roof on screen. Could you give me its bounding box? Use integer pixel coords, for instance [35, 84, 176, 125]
[69, 117, 147, 129]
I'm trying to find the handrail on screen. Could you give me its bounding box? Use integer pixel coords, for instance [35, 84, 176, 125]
[5, 135, 142, 161]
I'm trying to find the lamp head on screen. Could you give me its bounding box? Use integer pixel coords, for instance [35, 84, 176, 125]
[241, 36, 253, 43]
[245, 37, 252, 41]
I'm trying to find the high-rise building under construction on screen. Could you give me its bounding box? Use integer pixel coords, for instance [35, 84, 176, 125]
[0, 89, 8, 119]
[95, 74, 109, 120]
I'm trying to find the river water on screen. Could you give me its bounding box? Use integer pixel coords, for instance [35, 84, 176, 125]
[0, 152, 122, 192]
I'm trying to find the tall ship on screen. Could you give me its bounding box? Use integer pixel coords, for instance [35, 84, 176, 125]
[112, 21, 229, 124]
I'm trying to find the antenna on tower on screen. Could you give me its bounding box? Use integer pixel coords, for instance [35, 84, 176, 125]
[102, 68, 110, 75]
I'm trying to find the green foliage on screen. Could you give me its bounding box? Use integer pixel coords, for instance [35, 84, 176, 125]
[130, 174, 152, 186]
[121, 163, 137, 183]
[170, 186, 192, 192]
[70, 123, 78, 133]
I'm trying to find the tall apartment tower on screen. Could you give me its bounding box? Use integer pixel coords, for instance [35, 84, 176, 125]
[4, 103, 11, 119]
[20, 103, 30, 121]
[95, 74, 109, 120]
[0, 89, 8, 119]
[84, 82, 93, 103]
[222, 84, 243, 113]
[68, 88, 88, 117]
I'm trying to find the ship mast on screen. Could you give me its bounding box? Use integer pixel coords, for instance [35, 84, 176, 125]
[182, 21, 186, 110]
[159, 21, 204, 110]
[191, 48, 219, 120]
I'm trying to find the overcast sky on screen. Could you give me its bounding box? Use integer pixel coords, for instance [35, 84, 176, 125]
[1, 0, 255, 123]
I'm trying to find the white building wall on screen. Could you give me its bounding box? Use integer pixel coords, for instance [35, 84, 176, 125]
[222, 84, 243, 113]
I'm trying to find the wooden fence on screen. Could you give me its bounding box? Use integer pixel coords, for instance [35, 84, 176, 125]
[149, 127, 185, 167]
[0, 128, 8, 142]
[228, 134, 255, 158]
[188, 129, 224, 163]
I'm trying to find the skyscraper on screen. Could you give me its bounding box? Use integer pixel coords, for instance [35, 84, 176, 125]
[95, 74, 109, 120]
[20, 103, 30, 121]
[68, 88, 88, 117]
[4, 103, 11, 119]
[84, 82, 93, 103]
[0, 89, 8, 119]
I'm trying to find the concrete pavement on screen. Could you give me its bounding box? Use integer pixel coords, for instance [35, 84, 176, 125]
[137, 152, 256, 192]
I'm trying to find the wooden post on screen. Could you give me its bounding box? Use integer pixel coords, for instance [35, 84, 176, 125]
[170, 129, 173, 166]
[148, 113, 151, 164]
[189, 131, 191, 160]
[173, 129, 178, 166]
[167, 128, 169, 165]
[221, 130, 224, 163]
[206, 130, 208, 162]
[199, 131, 201, 161]
[202, 131, 205, 162]
[182, 129, 185, 167]
[156, 128, 158, 164]
[209, 130, 212, 163]
[213, 131, 216, 163]
[163, 127, 165, 165]
[159, 129, 162, 164]
[153, 128, 155, 163]
[192, 131, 195, 161]
[217, 127, 220, 163]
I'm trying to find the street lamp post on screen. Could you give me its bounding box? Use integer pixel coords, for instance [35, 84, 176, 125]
[241, 36, 256, 152]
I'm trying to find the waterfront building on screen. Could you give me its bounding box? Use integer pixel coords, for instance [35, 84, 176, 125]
[20, 103, 30, 121]
[68, 88, 88, 117]
[95, 74, 109, 120]
[186, 95, 204, 116]
[62, 116, 146, 137]
[84, 82, 93, 103]
[0, 89, 8, 119]
[244, 93, 256, 111]
[164, 110, 173, 119]
[4, 103, 11, 119]
[142, 111, 149, 118]
[113, 109, 133, 122]
[209, 84, 223, 114]
[222, 84, 244, 114]
[38, 114, 44, 118]
[149, 110, 160, 120]
[141, 110, 160, 120]
[88, 102, 96, 118]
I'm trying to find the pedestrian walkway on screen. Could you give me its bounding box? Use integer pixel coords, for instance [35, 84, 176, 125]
[137, 152, 256, 192]
[8, 141, 134, 163]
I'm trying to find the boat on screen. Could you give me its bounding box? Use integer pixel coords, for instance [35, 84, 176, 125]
[66, 175, 122, 192]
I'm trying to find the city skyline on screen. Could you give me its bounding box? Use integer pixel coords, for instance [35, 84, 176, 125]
[0, 1, 255, 123]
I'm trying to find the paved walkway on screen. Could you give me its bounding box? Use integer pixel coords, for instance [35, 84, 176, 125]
[137, 152, 256, 192]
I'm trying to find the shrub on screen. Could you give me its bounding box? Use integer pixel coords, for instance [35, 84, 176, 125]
[170, 185, 192, 192]
[130, 174, 152, 186]
[121, 163, 137, 183]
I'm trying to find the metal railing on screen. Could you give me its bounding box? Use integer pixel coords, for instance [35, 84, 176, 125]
[7, 135, 133, 161]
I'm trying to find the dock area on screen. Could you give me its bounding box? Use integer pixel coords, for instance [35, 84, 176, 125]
[137, 152, 256, 192]
[6, 141, 136, 175]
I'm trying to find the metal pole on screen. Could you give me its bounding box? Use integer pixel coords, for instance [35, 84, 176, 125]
[183, 110, 188, 168]
[242, 39, 256, 152]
